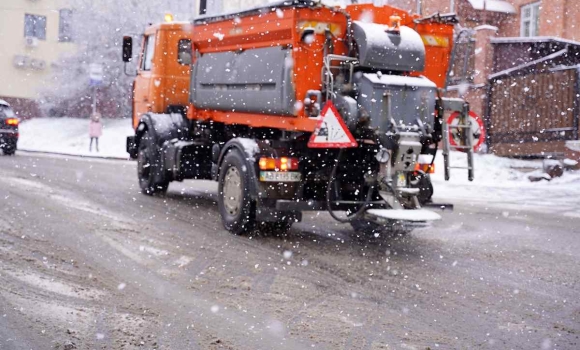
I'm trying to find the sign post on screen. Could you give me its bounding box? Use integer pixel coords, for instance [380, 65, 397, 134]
[89, 63, 103, 114]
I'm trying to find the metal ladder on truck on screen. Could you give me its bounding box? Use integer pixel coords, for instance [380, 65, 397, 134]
[441, 98, 474, 181]
[441, 28, 476, 182]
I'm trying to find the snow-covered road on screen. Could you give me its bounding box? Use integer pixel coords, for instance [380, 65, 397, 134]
[1, 152, 579, 349]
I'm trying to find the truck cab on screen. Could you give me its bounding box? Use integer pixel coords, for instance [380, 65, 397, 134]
[131, 22, 192, 129]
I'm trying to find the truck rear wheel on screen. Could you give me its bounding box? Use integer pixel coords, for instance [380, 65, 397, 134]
[137, 130, 169, 195]
[218, 149, 256, 235]
[410, 173, 434, 205]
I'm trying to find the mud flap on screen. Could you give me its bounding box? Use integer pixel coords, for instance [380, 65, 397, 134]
[127, 136, 137, 159]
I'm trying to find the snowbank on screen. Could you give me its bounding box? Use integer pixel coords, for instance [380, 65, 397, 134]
[431, 151, 580, 217]
[18, 117, 133, 158]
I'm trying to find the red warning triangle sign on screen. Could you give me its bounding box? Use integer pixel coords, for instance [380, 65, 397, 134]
[308, 102, 358, 148]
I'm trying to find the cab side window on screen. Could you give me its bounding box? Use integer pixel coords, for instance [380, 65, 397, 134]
[177, 39, 192, 65]
[142, 34, 156, 71]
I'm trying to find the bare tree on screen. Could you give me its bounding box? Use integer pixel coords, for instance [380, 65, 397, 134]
[40, 0, 191, 118]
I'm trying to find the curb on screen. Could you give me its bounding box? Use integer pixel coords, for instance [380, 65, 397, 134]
[18, 149, 132, 161]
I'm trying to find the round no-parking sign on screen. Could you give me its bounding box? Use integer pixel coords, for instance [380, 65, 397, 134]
[447, 111, 486, 152]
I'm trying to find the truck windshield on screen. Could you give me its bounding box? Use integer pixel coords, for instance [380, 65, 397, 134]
[142, 34, 155, 71]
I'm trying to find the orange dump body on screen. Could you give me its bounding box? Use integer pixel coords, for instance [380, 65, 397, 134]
[188, 6, 349, 132]
[136, 4, 455, 133]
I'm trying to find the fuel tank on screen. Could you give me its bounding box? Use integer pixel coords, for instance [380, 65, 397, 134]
[352, 21, 426, 72]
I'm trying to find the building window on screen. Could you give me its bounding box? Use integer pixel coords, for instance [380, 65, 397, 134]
[24, 14, 46, 40]
[59, 9, 73, 42]
[521, 2, 541, 37]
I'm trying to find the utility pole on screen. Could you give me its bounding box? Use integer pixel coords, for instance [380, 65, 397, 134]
[89, 63, 103, 115]
[92, 86, 97, 114]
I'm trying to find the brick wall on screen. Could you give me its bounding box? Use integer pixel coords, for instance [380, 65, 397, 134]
[562, 0, 580, 40]
[379, 1, 580, 40]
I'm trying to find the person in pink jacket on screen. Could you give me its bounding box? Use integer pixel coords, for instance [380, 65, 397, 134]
[89, 112, 103, 152]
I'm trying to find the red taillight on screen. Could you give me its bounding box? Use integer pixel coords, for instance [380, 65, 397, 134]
[414, 163, 435, 174]
[258, 157, 299, 171]
[6, 118, 18, 126]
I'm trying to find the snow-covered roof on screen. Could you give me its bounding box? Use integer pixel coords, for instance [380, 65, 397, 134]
[489, 48, 568, 79]
[195, 1, 303, 24]
[0, 99, 9, 107]
[474, 24, 498, 31]
[467, 0, 516, 14]
[491, 36, 580, 47]
[363, 74, 437, 89]
[549, 64, 580, 73]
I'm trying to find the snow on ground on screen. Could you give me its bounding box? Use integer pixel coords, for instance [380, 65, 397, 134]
[16, 117, 580, 217]
[18, 117, 133, 158]
[431, 151, 580, 218]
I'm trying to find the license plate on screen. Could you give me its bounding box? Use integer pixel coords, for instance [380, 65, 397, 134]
[259, 171, 301, 182]
[396, 172, 407, 187]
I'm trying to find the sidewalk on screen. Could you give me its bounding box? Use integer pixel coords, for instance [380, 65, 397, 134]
[18, 117, 133, 159]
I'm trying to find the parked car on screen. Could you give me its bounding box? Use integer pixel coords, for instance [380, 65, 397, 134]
[0, 99, 19, 155]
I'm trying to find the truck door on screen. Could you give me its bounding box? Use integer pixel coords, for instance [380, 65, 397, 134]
[133, 33, 157, 128]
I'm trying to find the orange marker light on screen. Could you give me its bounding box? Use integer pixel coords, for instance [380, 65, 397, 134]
[258, 157, 299, 171]
[6, 118, 18, 126]
[259, 157, 275, 170]
[414, 163, 435, 174]
[389, 15, 401, 31]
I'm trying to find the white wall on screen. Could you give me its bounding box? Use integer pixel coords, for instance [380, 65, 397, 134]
[0, 0, 76, 100]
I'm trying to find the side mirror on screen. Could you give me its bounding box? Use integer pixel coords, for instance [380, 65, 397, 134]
[122, 36, 133, 62]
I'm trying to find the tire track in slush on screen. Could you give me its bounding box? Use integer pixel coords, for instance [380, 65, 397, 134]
[1, 172, 315, 349]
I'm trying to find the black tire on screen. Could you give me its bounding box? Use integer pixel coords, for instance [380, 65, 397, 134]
[3, 148, 16, 156]
[410, 173, 434, 205]
[137, 130, 169, 195]
[218, 149, 256, 235]
[2, 143, 16, 156]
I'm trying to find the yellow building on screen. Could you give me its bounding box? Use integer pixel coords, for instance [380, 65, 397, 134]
[0, 0, 75, 117]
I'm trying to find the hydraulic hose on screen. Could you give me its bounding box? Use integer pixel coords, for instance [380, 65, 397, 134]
[325, 148, 374, 223]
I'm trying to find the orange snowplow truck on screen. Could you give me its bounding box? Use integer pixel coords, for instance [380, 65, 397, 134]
[123, 0, 468, 235]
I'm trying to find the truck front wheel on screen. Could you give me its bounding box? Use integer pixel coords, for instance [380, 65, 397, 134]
[218, 149, 256, 235]
[137, 130, 169, 195]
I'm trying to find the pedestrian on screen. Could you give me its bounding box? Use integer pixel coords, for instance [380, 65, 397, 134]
[89, 112, 102, 152]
